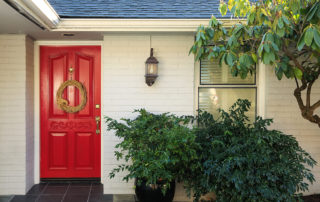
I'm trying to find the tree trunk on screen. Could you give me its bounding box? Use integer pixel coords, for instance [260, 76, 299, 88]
[293, 79, 320, 128]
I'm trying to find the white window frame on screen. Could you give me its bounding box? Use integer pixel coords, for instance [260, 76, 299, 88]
[194, 60, 267, 118]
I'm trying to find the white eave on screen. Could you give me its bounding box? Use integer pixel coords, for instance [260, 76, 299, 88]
[5, 0, 60, 30]
[55, 18, 242, 32]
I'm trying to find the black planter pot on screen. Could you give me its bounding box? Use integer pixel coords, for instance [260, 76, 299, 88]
[135, 179, 175, 202]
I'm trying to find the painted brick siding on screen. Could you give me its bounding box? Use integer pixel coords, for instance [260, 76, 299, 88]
[102, 34, 194, 201]
[0, 35, 27, 194]
[265, 67, 320, 195]
[0, 35, 34, 195]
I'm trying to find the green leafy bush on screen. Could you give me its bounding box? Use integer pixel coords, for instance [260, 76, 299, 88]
[105, 109, 198, 192]
[184, 99, 316, 202]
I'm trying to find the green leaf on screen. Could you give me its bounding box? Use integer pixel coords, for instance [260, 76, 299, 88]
[284, 67, 294, 79]
[282, 16, 290, 25]
[208, 51, 215, 60]
[258, 44, 264, 56]
[263, 51, 275, 65]
[195, 48, 203, 61]
[226, 53, 234, 66]
[239, 54, 250, 66]
[189, 46, 195, 55]
[306, 2, 319, 21]
[275, 67, 283, 80]
[294, 68, 303, 79]
[197, 39, 202, 47]
[240, 70, 248, 79]
[248, 13, 255, 24]
[220, 53, 226, 66]
[313, 28, 320, 48]
[264, 44, 270, 53]
[278, 18, 284, 29]
[206, 28, 214, 38]
[304, 28, 314, 46]
[219, 3, 228, 16]
[297, 32, 306, 51]
[311, 41, 318, 50]
[252, 53, 258, 63]
[228, 36, 234, 46]
[200, 32, 206, 40]
[265, 33, 274, 41]
[271, 42, 279, 51]
[290, 0, 300, 14]
[276, 28, 285, 37]
[196, 32, 201, 41]
[280, 62, 288, 72]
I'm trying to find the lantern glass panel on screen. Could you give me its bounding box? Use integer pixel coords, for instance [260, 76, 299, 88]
[146, 63, 158, 75]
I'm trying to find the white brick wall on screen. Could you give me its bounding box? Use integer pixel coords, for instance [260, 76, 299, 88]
[102, 33, 195, 201]
[265, 67, 320, 195]
[0, 35, 34, 195]
[2, 32, 318, 199]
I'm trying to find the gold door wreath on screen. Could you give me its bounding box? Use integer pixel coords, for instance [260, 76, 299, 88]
[56, 80, 87, 113]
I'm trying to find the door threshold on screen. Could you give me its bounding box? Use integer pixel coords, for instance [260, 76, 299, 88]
[40, 178, 100, 183]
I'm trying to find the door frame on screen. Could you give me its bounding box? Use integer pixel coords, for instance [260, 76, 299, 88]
[34, 41, 104, 184]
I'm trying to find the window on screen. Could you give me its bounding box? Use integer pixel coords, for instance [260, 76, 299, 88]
[197, 59, 257, 121]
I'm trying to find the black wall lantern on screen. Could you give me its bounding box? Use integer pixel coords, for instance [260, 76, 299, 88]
[145, 48, 159, 86]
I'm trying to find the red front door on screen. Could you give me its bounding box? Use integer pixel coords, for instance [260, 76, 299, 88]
[40, 46, 101, 178]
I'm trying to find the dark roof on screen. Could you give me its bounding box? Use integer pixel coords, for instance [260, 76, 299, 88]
[48, 0, 232, 19]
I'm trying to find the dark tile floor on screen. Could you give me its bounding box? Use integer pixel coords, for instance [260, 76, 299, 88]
[0, 196, 13, 202]
[9, 182, 136, 202]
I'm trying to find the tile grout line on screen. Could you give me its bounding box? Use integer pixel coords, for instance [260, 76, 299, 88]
[35, 183, 48, 202]
[60, 183, 70, 202]
[8, 195, 15, 202]
[87, 183, 93, 202]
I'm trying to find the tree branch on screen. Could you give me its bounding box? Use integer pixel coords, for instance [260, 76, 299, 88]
[294, 82, 307, 112]
[311, 100, 320, 111]
[294, 76, 300, 89]
[293, 78, 320, 127]
[306, 81, 314, 108]
[283, 46, 305, 71]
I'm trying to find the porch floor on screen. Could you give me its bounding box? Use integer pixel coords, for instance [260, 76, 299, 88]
[8, 182, 136, 202]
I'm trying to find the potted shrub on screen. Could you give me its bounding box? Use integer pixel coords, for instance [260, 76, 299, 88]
[105, 109, 198, 202]
[184, 99, 316, 202]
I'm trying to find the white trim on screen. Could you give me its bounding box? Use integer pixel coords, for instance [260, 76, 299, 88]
[35, 41, 103, 46]
[34, 43, 40, 184]
[28, 0, 59, 24]
[6, 0, 59, 29]
[56, 19, 245, 32]
[257, 62, 266, 118]
[100, 43, 104, 183]
[33, 40, 103, 185]
[194, 60, 200, 113]
[194, 60, 262, 117]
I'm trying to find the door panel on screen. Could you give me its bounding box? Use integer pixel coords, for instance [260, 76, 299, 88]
[49, 53, 68, 117]
[74, 132, 94, 169]
[40, 46, 101, 178]
[75, 53, 94, 118]
[48, 133, 68, 170]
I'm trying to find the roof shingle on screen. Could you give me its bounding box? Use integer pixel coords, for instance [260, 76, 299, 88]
[48, 0, 232, 19]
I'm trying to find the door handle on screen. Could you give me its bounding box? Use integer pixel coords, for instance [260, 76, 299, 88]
[95, 116, 100, 134]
